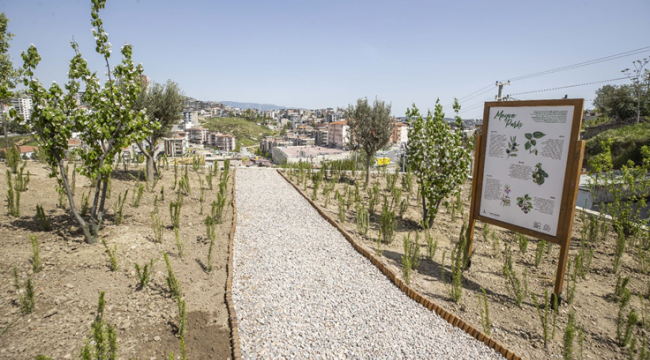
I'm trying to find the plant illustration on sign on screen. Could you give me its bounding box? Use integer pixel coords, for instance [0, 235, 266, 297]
[532, 163, 549, 185]
[517, 194, 533, 214]
[500, 184, 512, 206]
[506, 136, 519, 158]
[524, 131, 545, 155]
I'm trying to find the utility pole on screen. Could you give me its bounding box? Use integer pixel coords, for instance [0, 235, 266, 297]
[495, 80, 511, 101]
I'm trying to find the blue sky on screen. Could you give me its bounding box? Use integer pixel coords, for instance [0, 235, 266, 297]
[2, 0, 649, 118]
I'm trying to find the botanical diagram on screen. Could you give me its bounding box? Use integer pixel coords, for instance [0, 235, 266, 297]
[500, 184, 512, 206]
[532, 163, 549, 185]
[506, 136, 519, 158]
[524, 131, 545, 155]
[516, 194, 533, 214]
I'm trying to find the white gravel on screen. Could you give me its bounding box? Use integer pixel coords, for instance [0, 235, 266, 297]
[233, 169, 503, 359]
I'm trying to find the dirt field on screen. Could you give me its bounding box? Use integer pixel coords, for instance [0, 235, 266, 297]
[0, 160, 233, 359]
[286, 168, 645, 360]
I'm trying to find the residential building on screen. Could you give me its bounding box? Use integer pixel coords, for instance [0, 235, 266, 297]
[187, 127, 209, 144]
[11, 97, 33, 121]
[183, 110, 199, 128]
[327, 120, 349, 148]
[163, 135, 188, 157]
[315, 129, 328, 146]
[392, 122, 409, 145]
[216, 134, 236, 152]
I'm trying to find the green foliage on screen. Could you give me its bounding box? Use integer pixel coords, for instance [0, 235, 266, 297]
[515, 233, 528, 255]
[337, 192, 346, 223]
[205, 215, 216, 272]
[345, 97, 394, 186]
[407, 99, 472, 228]
[564, 309, 576, 360]
[202, 117, 273, 147]
[614, 231, 627, 273]
[425, 230, 438, 260]
[593, 84, 643, 122]
[35, 204, 51, 231]
[174, 226, 184, 259]
[30, 235, 42, 273]
[615, 275, 631, 301]
[21, 1, 157, 244]
[80, 291, 118, 360]
[535, 240, 546, 267]
[135, 259, 154, 290]
[566, 257, 579, 305]
[478, 288, 492, 336]
[169, 193, 183, 229]
[5, 145, 21, 174]
[80, 190, 90, 217]
[482, 223, 491, 243]
[131, 183, 144, 208]
[368, 183, 379, 216]
[101, 239, 118, 272]
[6, 170, 19, 217]
[503, 244, 528, 307]
[112, 189, 128, 225]
[616, 283, 632, 347]
[356, 204, 369, 237]
[206, 172, 213, 190]
[531, 288, 558, 349]
[401, 236, 412, 285]
[448, 223, 469, 303]
[13, 162, 29, 192]
[13, 267, 35, 315]
[379, 198, 396, 244]
[163, 251, 182, 299]
[401, 233, 421, 285]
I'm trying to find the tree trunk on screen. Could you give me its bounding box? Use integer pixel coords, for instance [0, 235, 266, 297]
[2, 109, 7, 149]
[365, 154, 371, 186]
[420, 180, 428, 229]
[55, 157, 94, 244]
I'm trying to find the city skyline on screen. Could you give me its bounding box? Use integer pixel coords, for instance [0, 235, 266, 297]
[2, 0, 649, 118]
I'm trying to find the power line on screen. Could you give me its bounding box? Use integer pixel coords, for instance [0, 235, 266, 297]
[504, 46, 650, 83]
[507, 77, 627, 96]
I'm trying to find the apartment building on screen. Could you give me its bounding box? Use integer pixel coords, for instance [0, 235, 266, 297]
[327, 120, 349, 148]
[392, 122, 409, 145]
[187, 127, 209, 144]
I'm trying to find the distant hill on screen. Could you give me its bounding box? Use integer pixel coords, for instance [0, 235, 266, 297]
[201, 117, 274, 147]
[219, 101, 290, 111]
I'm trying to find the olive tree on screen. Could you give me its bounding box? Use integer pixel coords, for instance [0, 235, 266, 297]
[406, 99, 472, 228]
[134, 79, 184, 181]
[345, 97, 394, 186]
[21, 0, 156, 244]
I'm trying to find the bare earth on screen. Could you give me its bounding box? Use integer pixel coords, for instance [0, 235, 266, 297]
[0, 161, 233, 359]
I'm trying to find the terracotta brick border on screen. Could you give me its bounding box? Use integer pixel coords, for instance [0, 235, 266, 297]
[225, 168, 242, 360]
[278, 170, 522, 360]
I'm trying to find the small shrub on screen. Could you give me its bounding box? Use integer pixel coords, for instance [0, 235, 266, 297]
[478, 288, 492, 335]
[617, 286, 632, 347]
[491, 231, 500, 258]
[614, 275, 631, 301]
[135, 259, 154, 290]
[30, 235, 42, 273]
[337, 193, 346, 223]
[6, 145, 21, 173]
[531, 288, 558, 349]
[131, 183, 144, 208]
[160, 185, 165, 202]
[169, 194, 183, 229]
[638, 243, 650, 275]
[163, 251, 182, 299]
[535, 240, 546, 267]
[425, 231, 438, 260]
[79, 291, 118, 360]
[12, 268, 35, 315]
[379, 199, 396, 244]
[101, 239, 118, 271]
[481, 223, 491, 242]
[178, 297, 188, 360]
[205, 216, 216, 272]
[174, 226, 184, 259]
[566, 257, 579, 305]
[80, 190, 90, 217]
[356, 204, 369, 237]
[503, 244, 528, 307]
[368, 183, 380, 216]
[6, 170, 20, 217]
[112, 189, 128, 225]
[614, 230, 627, 273]
[14, 162, 30, 192]
[206, 172, 213, 190]
[564, 309, 576, 360]
[448, 223, 469, 303]
[35, 204, 51, 231]
[516, 233, 528, 255]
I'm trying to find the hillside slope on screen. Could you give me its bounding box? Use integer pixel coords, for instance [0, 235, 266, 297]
[201, 117, 274, 147]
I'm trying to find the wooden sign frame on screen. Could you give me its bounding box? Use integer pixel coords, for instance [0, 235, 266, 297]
[466, 99, 585, 304]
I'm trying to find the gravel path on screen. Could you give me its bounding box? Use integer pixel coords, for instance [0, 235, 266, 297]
[233, 169, 503, 359]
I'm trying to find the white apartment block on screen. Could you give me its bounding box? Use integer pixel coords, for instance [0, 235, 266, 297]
[11, 97, 33, 121]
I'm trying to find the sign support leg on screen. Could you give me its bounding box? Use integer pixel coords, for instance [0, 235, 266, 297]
[465, 134, 482, 270]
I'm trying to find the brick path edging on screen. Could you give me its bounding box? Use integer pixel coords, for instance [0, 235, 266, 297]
[225, 168, 242, 360]
[277, 169, 522, 360]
